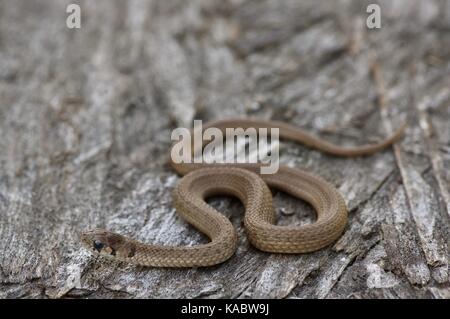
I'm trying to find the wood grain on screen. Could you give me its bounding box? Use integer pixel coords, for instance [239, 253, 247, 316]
[0, 0, 449, 298]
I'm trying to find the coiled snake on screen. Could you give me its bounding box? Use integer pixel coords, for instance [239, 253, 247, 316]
[81, 119, 405, 267]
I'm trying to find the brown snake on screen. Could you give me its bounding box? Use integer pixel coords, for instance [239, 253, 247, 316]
[81, 119, 406, 267]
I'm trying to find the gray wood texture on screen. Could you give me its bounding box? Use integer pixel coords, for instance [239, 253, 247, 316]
[0, 0, 449, 298]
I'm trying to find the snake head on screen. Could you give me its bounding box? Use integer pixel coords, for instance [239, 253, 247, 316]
[81, 229, 130, 258]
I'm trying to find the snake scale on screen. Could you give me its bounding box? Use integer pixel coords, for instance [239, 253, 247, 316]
[81, 119, 405, 267]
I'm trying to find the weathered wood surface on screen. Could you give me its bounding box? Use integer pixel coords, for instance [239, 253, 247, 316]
[0, 0, 449, 299]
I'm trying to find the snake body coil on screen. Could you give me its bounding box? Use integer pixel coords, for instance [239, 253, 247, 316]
[81, 119, 405, 267]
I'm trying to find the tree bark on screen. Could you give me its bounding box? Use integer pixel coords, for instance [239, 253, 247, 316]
[0, 0, 449, 298]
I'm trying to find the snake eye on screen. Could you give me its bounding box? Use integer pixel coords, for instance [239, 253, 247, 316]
[93, 240, 104, 251]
